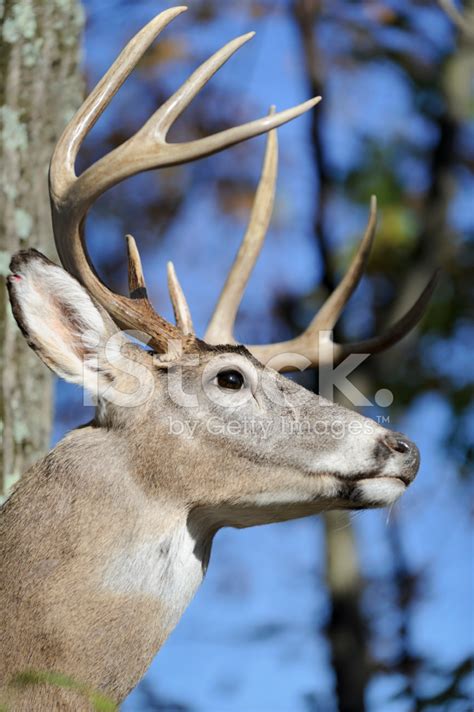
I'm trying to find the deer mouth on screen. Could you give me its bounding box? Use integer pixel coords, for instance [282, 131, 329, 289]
[339, 472, 411, 509]
[348, 432, 420, 492]
[351, 471, 411, 487]
[326, 448, 418, 508]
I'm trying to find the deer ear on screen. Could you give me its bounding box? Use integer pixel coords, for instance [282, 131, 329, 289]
[6, 249, 125, 394]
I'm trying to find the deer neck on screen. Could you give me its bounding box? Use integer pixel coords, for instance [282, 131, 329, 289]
[0, 426, 212, 702]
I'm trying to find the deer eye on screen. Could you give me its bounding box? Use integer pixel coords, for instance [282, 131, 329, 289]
[217, 369, 244, 390]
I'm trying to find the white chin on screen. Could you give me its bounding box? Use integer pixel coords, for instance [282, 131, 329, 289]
[356, 477, 407, 506]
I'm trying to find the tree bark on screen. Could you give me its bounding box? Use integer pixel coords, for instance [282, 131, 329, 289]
[0, 0, 84, 498]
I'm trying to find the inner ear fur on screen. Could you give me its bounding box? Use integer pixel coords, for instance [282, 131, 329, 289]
[7, 249, 122, 388]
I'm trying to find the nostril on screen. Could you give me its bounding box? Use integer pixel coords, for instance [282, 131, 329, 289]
[383, 434, 412, 456]
[393, 438, 410, 454]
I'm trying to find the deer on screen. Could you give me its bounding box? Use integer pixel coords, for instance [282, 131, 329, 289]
[0, 7, 437, 711]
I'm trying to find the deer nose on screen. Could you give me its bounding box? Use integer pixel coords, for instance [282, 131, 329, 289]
[380, 431, 420, 483]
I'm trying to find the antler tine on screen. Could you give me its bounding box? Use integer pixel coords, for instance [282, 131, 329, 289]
[334, 270, 440, 362]
[308, 195, 377, 333]
[126, 235, 148, 299]
[171, 97, 319, 162]
[50, 6, 187, 197]
[148, 32, 256, 139]
[123, 235, 182, 349]
[167, 262, 194, 336]
[247, 198, 437, 370]
[205, 107, 278, 345]
[128, 229, 194, 335]
[50, 7, 320, 354]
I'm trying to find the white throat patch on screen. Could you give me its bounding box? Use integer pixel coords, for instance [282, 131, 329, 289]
[102, 524, 204, 618]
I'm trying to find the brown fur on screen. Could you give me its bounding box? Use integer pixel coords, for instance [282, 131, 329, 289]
[1, 251, 419, 709]
[0, 430, 173, 707]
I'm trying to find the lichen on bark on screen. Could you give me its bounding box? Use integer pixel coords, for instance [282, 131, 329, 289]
[0, 0, 84, 498]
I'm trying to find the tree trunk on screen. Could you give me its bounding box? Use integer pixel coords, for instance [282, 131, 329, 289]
[324, 511, 368, 711]
[0, 0, 84, 498]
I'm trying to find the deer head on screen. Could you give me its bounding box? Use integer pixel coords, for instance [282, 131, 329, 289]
[2, 7, 436, 707]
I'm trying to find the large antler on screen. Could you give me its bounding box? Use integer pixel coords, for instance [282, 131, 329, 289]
[49, 6, 320, 352]
[201, 131, 438, 370]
